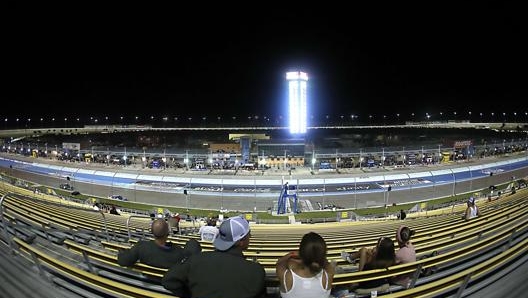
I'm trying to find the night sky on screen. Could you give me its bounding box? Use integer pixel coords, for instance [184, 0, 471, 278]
[3, 3, 527, 126]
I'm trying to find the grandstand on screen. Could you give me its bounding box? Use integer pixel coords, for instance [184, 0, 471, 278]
[1, 168, 527, 297]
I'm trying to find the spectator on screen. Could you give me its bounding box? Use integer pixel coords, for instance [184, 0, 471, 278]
[341, 236, 396, 271]
[340, 240, 373, 272]
[117, 218, 201, 269]
[354, 237, 396, 294]
[109, 205, 120, 215]
[186, 212, 195, 227]
[465, 196, 481, 220]
[398, 209, 407, 220]
[162, 216, 265, 298]
[276, 232, 335, 298]
[168, 212, 181, 234]
[199, 218, 219, 242]
[391, 226, 416, 288]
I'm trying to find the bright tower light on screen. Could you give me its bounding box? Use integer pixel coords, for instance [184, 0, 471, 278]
[286, 71, 308, 134]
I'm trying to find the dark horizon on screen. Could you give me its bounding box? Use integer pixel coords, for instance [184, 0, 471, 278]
[4, 3, 527, 125]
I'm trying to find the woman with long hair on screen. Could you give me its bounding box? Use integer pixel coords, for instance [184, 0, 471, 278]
[355, 237, 396, 293]
[276, 232, 335, 298]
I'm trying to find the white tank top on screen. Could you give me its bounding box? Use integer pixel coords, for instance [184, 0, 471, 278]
[280, 269, 330, 298]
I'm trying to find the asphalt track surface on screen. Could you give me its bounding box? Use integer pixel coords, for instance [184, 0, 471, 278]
[2, 152, 528, 213]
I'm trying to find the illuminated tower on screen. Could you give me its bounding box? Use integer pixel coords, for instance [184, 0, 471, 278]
[286, 71, 308, 134]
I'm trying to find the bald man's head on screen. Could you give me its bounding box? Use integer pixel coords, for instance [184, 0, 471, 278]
[151, 219, 169, 238]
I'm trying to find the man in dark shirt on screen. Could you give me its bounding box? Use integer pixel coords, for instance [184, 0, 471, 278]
[399, 209, 407, 220]
[109, 205, 120, 215]
[162, 216, 266, 298]
[117, 218, 201, 269]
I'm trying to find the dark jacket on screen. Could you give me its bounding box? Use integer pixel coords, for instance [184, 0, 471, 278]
[162, 246, 266, 298]
[117, 240, 188, 269]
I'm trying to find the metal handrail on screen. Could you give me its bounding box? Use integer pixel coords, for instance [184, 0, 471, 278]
[98, 211, 110, 242]
[126, 214, 151, 241]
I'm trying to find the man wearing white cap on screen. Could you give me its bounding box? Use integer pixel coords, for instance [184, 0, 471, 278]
[162, 215, 266, 298]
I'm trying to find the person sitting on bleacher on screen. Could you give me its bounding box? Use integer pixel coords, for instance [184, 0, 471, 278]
[398, 209, 407, 220]
[275, 232, 335, 298]
[162, 216, 266, 298]
[199, 217, 219, 242]
[354, 237, 396, 294]
[391, 226, 416, 288]
[109, 205, 120, 215]
[339, 237, 396, 294]
[168, 212, 181, 234]
[341, 236, 395, 272]
[117, 218, 201, 269]
[465, 196, 481, 220]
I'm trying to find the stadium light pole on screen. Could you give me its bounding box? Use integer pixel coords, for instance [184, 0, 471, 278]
[286, 71, 308, 134]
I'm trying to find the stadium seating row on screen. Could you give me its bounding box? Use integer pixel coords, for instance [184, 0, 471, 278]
[1, 180, 527, 297]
